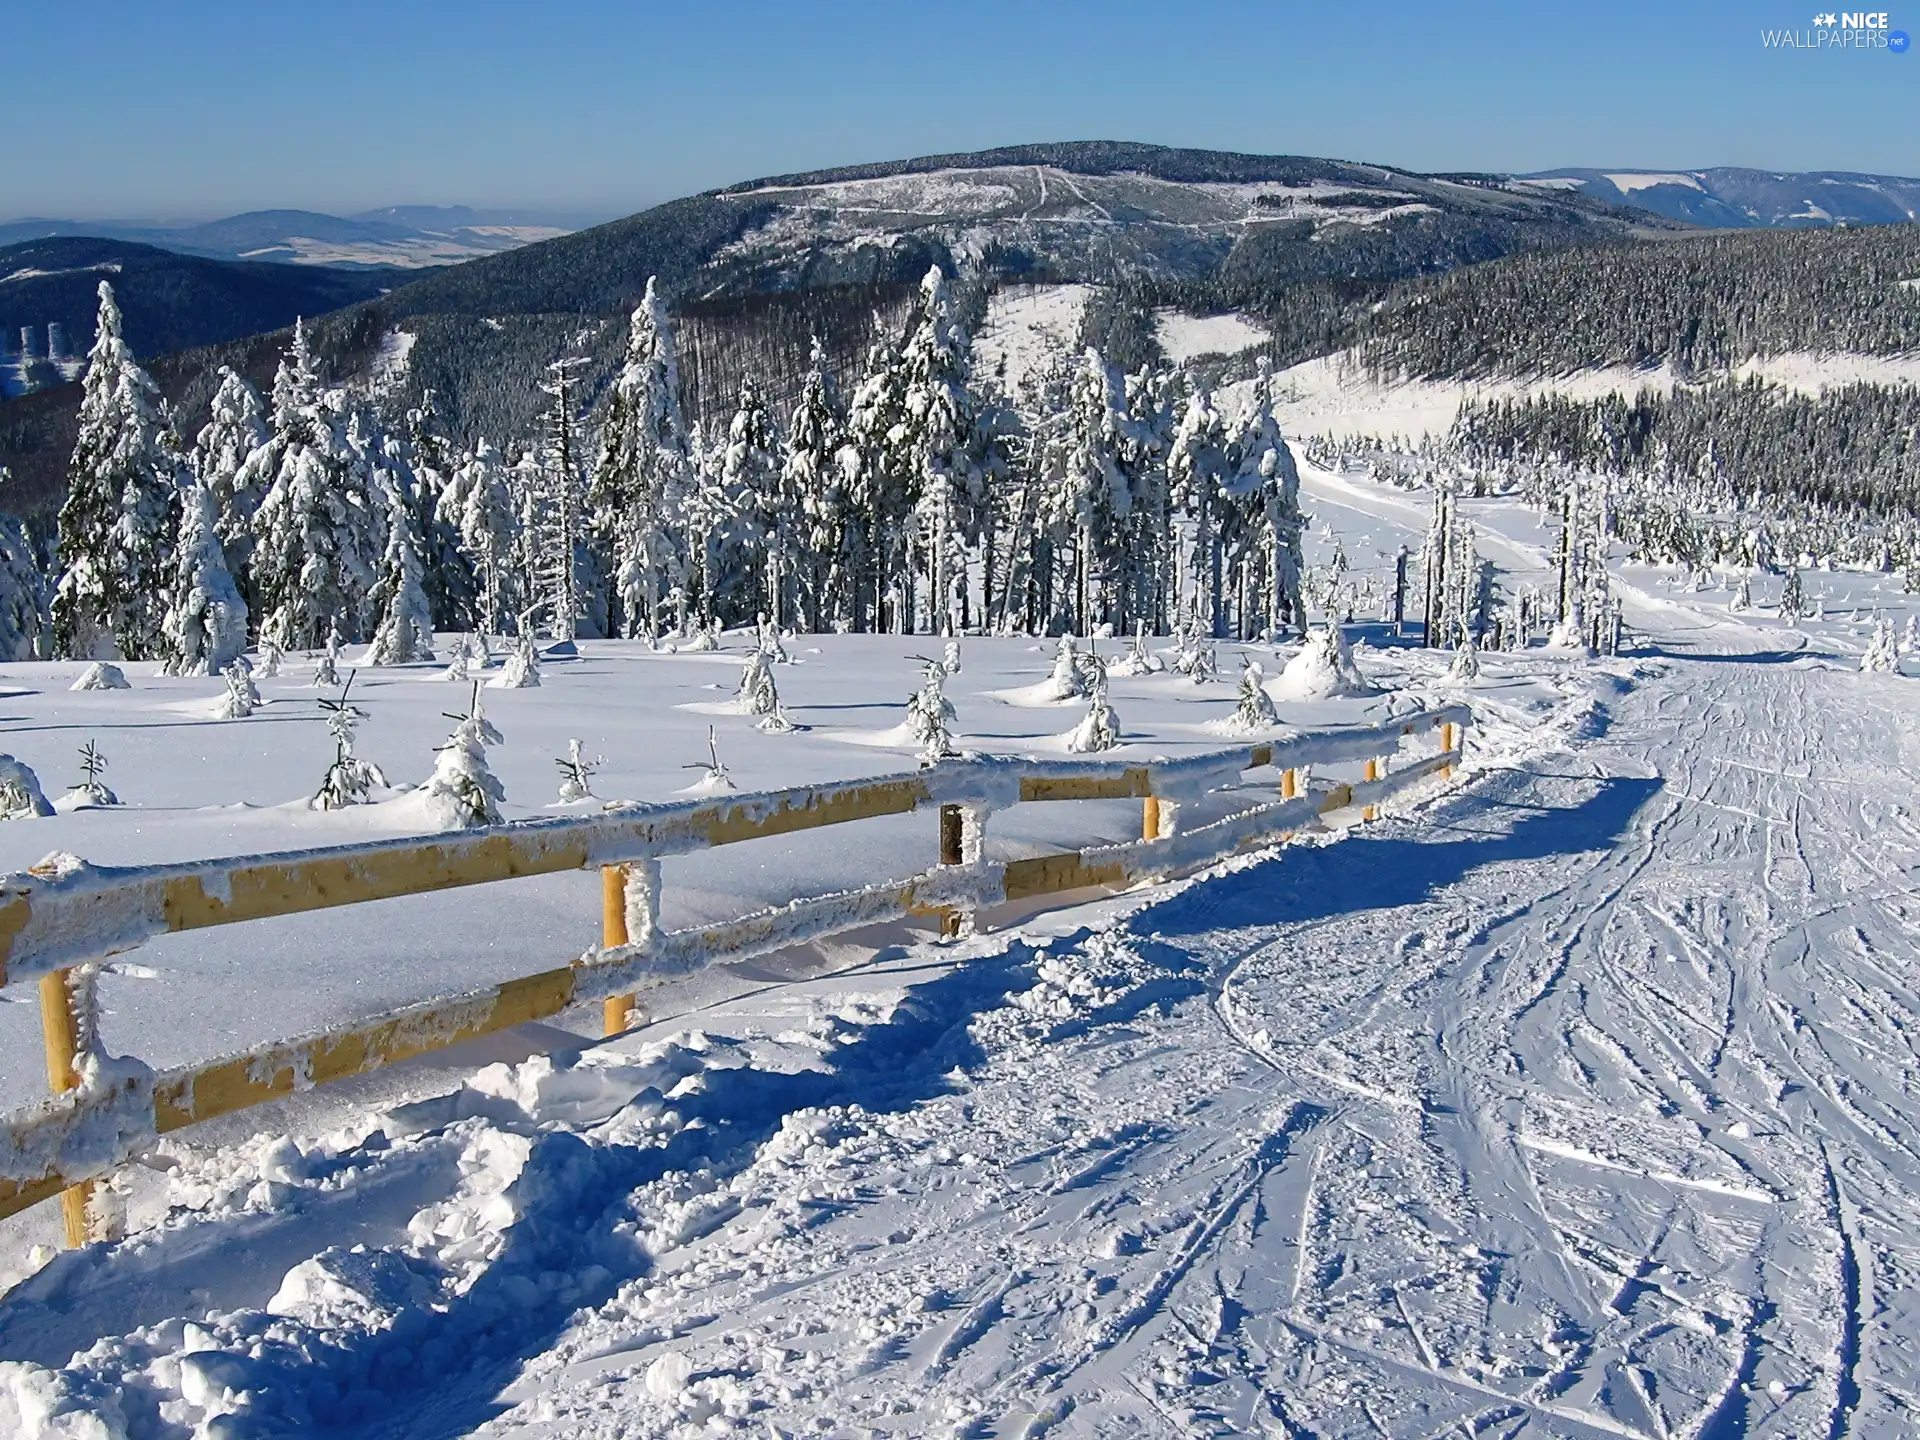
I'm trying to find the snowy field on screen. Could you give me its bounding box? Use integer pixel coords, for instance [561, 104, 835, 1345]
[3, 462, 1920, 1438]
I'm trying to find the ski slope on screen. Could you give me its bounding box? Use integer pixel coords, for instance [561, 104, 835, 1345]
[3, 468, 1919, 1438]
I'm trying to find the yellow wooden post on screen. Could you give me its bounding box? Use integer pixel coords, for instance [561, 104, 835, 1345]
[938, 805, 965, 938]
[1441, 721, 1457, 778]
[1142, 795, 1161, 842]
[1281, 768, 1298, 800]
[601, 866, 635, 1036]
[1363, 757, 1381, 822]
[40, 968, 92, 1248]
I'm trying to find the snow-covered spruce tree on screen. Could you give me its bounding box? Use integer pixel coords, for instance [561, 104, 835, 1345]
[246, 322, 382, 649]
[366, 491, 435, 665]
[1043, 632, 1087, 701]
[191, 366, 269, 609]
[71, 660, 129, 691]
[420, 686, 504, 829]
[53, 281, 186, 660]
[897, 266, 985, 634]
[1045, 350, 1133, 636]
[257, 637, 283, 677]
[1779, 567, 1805, 623]
[0, 499, 49, 660]
[1232, 657, 1278, 729]
[718, 377, 783, 625]
[1450, 631, 1482, 680]
[404, 392, 478, 632]
[591, 279, 691, 640]
[311, 676, 387, 809]
[1861, 618, 1900, 673]
[785, 337, 852, 631]
[441, 439, 519, 637]
[843, 337, 911, 632]
[906, 654, 958, 760]
[1221, 360, 1306, 639]
[161, 478, 247, 676]
[525, 359, 594, 643]
[1064, 657, 1121, 753]
[493, 629, 540, 688]
[0, 754, 54, 819]
[218, 659, 260, 718]
[1109, 620, 1161, 677]
[943, 636, 962, 676]
[1169, 383, 1230, 637]
[735, 644, 779, 717]
[1276, 623, 1368, 700]
[555, 739, 600, 802]
[312, 626, 341, 687]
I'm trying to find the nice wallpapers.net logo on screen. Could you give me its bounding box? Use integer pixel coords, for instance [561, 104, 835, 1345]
[1762, 11, 1911, 48]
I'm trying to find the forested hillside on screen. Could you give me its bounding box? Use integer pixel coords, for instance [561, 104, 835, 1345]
[1355, 225, 1920, 378]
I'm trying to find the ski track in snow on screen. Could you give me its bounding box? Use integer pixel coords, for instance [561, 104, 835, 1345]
[5, 490, 1920, 1436]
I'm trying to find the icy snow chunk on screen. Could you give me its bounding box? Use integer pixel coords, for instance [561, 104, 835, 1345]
[268, 1246, 436, 1331]
[645, 1349, 692, 1398]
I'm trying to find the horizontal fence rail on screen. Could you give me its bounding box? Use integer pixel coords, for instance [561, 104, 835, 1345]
[0, 706, 1469, 1243]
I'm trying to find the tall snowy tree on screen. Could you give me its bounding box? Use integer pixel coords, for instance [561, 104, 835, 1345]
[441, 439, 519, 635]
[191, 366, 269, 611]
[404, 392, 477, 631]
[843, 338, 911, 632]
[1045, 349, 1133, 634]
[0, 489, 47, 661]
[590, 277, 690, 640]
[1220, 361, 1306, 637]
[52, 281, 186, 659]
[895, 267, 985, 633]
[720, 377, 782, 624]
[366, 489, 435, 664]
[1168, 381, 1229, 637]
[784, 337, 852, 631]
[526, 358, 592, 642]
[245, 322, 383, 649]
[161, 478, 247, 676]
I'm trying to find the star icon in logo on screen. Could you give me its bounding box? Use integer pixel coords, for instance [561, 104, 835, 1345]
[1812, 11, 1837, 22]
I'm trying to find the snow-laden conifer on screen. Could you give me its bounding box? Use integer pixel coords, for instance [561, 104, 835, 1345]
[0, 503, 48, 660]
[494, 630, 540, 689]
[192, 366, 269, 603]
[735, 645, 779, 717]
[312, 627, 341, 688]
[311, 675, 387, 809]
[592, 279, 690, 640]
[1064, 654, 1121, 753]
[897, 267, 984, 633]
[1042, 633, 1087, 701]
[1274, 625, 1367, 701]
[53, 282, 185, 660]
[366, 492, 435, 665]
[218, 660, 259, 718]
[555, 739, 600, 802]
[1861, 618, 1900, 673]
[906, 654, 958, 762]
[161, 479, 247, 676]
[419, 685, 504, 829]
[786, 337, 852, 631]
[442, 439, 519, 636]
[1230, 657, 1278, 730]
[0, 755, 53, 819]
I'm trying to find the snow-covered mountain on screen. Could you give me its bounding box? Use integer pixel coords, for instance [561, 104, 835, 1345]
[1519, 166, 1920, 228]
[0, 206, 605, 271]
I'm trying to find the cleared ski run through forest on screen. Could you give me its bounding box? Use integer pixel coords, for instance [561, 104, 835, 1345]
[2, 467, 1917, 1439]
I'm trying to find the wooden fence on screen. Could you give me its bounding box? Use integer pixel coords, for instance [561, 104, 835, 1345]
[0, 708, 1468, 1246]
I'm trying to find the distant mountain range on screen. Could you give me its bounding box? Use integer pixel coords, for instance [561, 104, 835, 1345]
[1518, 168, 1920, 228]
[0, 206, 610, 271]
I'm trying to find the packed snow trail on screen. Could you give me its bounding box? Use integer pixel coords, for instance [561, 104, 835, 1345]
[4, 636, 1920, 1437]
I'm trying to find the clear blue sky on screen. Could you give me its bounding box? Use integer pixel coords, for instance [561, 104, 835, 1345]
[11, 0, 1917, 220]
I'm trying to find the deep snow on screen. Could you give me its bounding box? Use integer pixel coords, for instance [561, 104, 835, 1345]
[1, 463, 1918, 1438]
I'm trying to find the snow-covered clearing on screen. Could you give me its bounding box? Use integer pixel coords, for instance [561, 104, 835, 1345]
[972, 284, 1092, 392]
[1154, 310, 1269, 363]
[4, 466, 1920, 1437]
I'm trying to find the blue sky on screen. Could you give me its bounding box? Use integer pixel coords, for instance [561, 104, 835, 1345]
[10, 0, 1917, 219]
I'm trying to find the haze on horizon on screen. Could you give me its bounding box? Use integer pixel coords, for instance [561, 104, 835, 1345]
[10, 0, 1918, 221]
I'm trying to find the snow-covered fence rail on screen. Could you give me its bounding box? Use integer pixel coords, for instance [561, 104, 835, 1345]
[0, 707, 1468, 1244]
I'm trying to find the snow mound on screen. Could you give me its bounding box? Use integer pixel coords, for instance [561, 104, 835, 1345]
[69, 662, 129, 691]
[1271, 626, 1369, 700]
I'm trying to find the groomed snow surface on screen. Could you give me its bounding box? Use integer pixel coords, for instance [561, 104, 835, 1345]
[3, 464, 1920, 1437]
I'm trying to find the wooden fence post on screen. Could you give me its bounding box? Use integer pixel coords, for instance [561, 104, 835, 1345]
[602, 865, 635, 1036]
[1363, 757, 1382, 822]
[938, 804, 965, 938]
[1142, 795, 1160, 842]
[1281, 768, 1299, 801]
[1441, 721, 1457, 778]
[40, 968, 94, 1248]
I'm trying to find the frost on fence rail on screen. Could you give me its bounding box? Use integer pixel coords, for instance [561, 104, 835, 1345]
[0, 708, 1468, 987]
[0, 707, 1468, 1226]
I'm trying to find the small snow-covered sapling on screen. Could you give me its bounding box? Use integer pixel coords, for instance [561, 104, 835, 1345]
[257, 638, 283, 678]
[942, 637, 962, 676]
[313, 672, 388, 810]
[736, 646, 779, 716]
[1233, 658, 1278, 729]
[421, 683, 506, 828]
[495, 632, 540, 688]
[312, 627, 341, 687]
[75, 740, 119, 805]
[0, 754, 53, 820]
[1044, 634, 1086, 700]
[906, 654, 958, 763]
[70, 661, 130, 692]
[219, 660, 260, 718]
[683, 726, 736, 791]
[555, 738, 601, 802]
